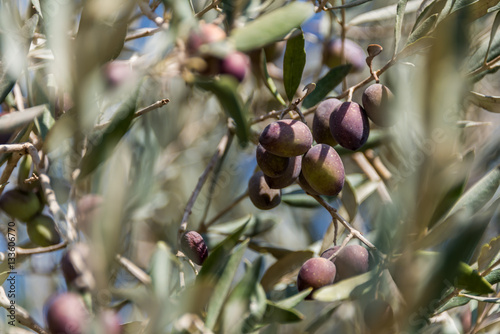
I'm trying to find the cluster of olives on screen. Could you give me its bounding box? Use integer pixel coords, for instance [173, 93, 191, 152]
[249, 119, 345, 209]
[0, 188, 61, 246]
[187, 23, 250, 82]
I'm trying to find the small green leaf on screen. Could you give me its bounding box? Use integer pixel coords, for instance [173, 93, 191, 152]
[341, 179, 357, 220]
[484, 10, 500, 63]
[229, 2, 314, 52]
[456, 262, 494, 294]
[205, 240, 249, 330]
[260, 250, 313, 292]
[394, 0, 409, 56]
[208, 214, 278, 237]
[405, 13, 438, 46]
[282, 191, 321, 208]
[485, 269, 500, 285]
[31, 0, 42, 18]
[261, 301, 304, 324]
[283, 29, 306, 102]
[276, 289, 311, 309]
[150, 241, 172, 301]
[313, 270, 376, 302]
[198, 218, 249, 280]
[302, 65, 351, 109]
[34, 106, 55, 140]
[468, 91, 500, 113]
[0, 105, 46, 133]
[248, 240, 294, 259]
[260, 49, 286, 106]
[478, 236, 500, 273]
[195, 76, 249, 146]
[436, 295, 471, 313]
[78, 87, 139, 179]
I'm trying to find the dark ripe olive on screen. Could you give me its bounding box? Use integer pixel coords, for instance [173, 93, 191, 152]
[256, 144, 290, 178]
[297, 258, 336, 296]
[329, 102, 370, 151]
[220, 51, 249, 82]
[312, 99, 342, 147]
[248, 171, 281, 209]
[187, 23, 226, 54]
[180, 230, 209, 265]
[301, 144, 345, 196]
[362, 83, 395, 127]
[321, 244, 370, 282]
[46, 293, 89, 334]
[263, 155, 301, 189]
[259, 119, 313, 157]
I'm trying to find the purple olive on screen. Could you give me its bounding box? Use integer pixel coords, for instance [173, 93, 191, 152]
[297, 258, 336, 295]
[248, 171, 281, 209]
[301, 144, 345, 196]
[362, 83, 395, 127]
[312, 99, 342, 147]
[263, 155, 301, 189]
[321, 244, 370, 282]
[46, 293, 89, 334]
[329, 102, 370, 151]
[259, 119, 313, 157]
[180, 231, 209, 265]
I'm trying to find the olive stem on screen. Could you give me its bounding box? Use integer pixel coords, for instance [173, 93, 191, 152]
[346, 87, 354, 103]
[309, 193, 378, 252]
[326, 232, 354, 262]
[351, 152, 392, 203]
[0, 152, 23, 195]
[364, 149, 392, 181]
[116, 254, 152, 286]
[125, 27, 162, 41]
[195, 0, 222, 18]
[0, 287, 49, 334]
[138, 0, 167, 27]
[16, 241, 67, 255]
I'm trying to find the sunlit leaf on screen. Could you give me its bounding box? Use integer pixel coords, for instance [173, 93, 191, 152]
[459, 293, 500, 303]
[406, 13, 437, 46]
[0, 105, 46, 133]
[394, 0, 409, 55]
[260, 250, 313, 292]
[196, 76, 250, 146]
[261, 301, 304, 324]
[302, 65, 351, 109]
[313, 269, 376, 302]
[347, 0, 419, 27]
[456, 262, 494, 294]
[260, 49, 286, 106]
[229, 2, 314, 52]
[478, 236, 500, 273]
[283, 29, 306, 101]
[276, 289, 311, 309]
[34, 107, 55, 140]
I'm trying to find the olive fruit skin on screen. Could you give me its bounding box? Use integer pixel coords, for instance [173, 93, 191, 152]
[321, 244, 370, 282]
[312, 99, 342, 147]
[46, 293, 89, 334]
[220, 52, 249, 82]
[297, 171, 320, 195]
[187, 23, 226, 54]
[363, 299, 394, 333]
[362, 84, 395, 127]
[61, 243, 93, 290]
[329, 102, 370, 151]
[27, 214, 61, 247]
[0, 189, 41, 222]
[301, 144, 345, 196]
[248, 171, 281, 209]
[259, 119, 313, 157]
[256, 144, 290, 178]
[323, 38, 365, 73]
[297, 258, 336, 294]
[180, 231, 209, 265]
[263, 155, 301, 189]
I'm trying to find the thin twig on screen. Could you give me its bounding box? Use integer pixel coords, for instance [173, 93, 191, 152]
[138, 0, 166, 27]
[0, 152, 23, 194]
[351, 152, 392, 203]
[179, 131, 233, 235]
[468, 54, 500, 77]
[327, 233, 354, 261]
[309, 193, 378, 252]
[94, 99, 170, 130]
[125, 27, 162, 41]
[195, 0, 222, 18]
[116, 254, 152, 286]
[200, 190, 249, 232]
[364, 149, 392, 181]
[16, 241, 67, 255]
[0, 287, 49, 334]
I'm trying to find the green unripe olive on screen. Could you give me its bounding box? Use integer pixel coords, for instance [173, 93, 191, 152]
[301, 144, 345, 196]
[312, 99, 342, 147]
[0, 189, 41, 222]
[362, 83, 395, 127]
[256, 144, 290, 178]
[259, 119, 313, 157]
[321, 244, 370, 282]
[329, 102, 370, 151]
[263, 155, 301, 189]
[180, 230, 209, 265]
[248, 171, 281, 209]
[27, 214, 61, 247]
[297, 258, 336, 297]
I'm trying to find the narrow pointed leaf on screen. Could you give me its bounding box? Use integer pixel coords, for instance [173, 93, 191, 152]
[260, 49, 286, 106]
[229, 2, 314, 52]
[283, 30, 306, 101]
[468, 91, 500, 113]
[261, 301, 304, 324]
[260, 250, 313, 292]
[313, 270, 376, 302]
[276, 289, 312, 308]
[459, 293, 500, 303]
[394, 0, 409, 56]
[456, 262, 494, 294]
[478, 236, 500, 272]
[304, 302, 342, 334]
[302, 65, 351, 109]
[405, 13, 437, 46]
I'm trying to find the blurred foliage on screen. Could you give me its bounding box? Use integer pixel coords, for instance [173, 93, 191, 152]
[0, 0, 499, 333]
